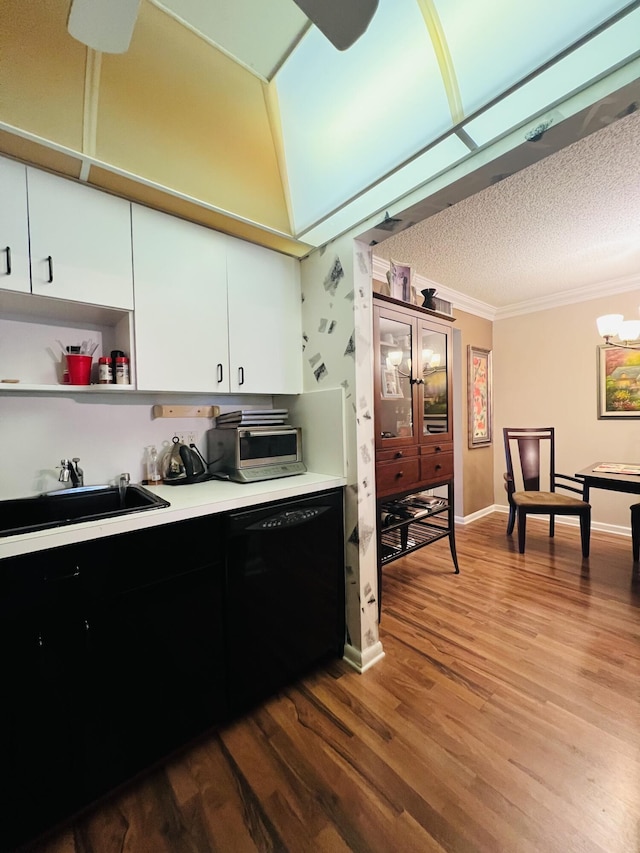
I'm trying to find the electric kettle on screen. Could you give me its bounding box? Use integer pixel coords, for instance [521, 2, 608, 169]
[161, 436, 212, 485]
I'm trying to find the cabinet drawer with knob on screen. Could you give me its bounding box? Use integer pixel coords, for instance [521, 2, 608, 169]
[376, 446, 419, 464]
[420, 441, 453, 457]
[420, 452, 453, 483]
[375, 457, 421, 498]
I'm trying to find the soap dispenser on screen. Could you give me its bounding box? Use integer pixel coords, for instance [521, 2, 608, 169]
[146, 445, 161, 486]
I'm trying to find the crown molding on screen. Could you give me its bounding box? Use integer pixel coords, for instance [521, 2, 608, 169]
[372, 254, 496, 320]
[373, 254, 640, 322]
[494, 272, 640, 319]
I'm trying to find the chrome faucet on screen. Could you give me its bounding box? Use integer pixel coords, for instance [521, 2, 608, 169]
[59, 458, 84, 488]
[118, 472, 130, 506]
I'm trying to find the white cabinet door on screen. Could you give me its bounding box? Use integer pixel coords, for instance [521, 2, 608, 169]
[0, 157, 30, 294]
[27, 168, 134, 309]
[132, 205, 229, 392]
[226, 237, 302, 395]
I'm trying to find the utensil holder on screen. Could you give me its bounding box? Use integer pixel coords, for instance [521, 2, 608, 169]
[66, 354, 93, 385]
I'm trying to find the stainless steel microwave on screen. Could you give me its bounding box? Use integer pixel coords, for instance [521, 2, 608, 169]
[206, 425, 306, 483]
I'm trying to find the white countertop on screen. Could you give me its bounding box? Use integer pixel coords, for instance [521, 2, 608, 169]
[0, 472, 346, 560]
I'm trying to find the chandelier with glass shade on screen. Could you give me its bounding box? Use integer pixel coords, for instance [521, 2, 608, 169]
[386, 348, 442, 382]
[596, 313, 640, 349]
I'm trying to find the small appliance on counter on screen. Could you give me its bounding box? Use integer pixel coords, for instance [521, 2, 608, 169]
[160, 436, 214, 485]
[207, 420, 306, 484]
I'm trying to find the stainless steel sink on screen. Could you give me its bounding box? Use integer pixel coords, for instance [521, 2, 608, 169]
[0, 484, 170, 538]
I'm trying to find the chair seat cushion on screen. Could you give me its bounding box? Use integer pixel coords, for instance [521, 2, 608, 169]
[512, 491, 588, 511]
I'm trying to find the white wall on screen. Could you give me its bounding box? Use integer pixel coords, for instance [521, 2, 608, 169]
[0, 391, 270, 499]
[298, 239, 381, 668]
[494, 289, 640, 532]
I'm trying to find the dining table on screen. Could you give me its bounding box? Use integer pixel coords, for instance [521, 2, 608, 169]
[574, 463, 640, 501]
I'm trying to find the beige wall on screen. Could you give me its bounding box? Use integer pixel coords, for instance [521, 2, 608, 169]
[494, 291, 640, 530]
[454, 308, 494, 517]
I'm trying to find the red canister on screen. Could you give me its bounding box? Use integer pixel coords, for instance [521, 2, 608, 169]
[98, 357, 113, 384]
[115, 356, 130, 385]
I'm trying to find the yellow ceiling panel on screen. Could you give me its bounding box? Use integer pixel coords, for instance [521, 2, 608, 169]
[89, 166, 311, 257]
[96, 1, 292, 234]
[0, 132, 83, 180]
[0, 0, 86, 152]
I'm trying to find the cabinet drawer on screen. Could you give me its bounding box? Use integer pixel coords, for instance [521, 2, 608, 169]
[420, 452, 453, 483]
[420, 441, 453, 457]
[376, 445, 419, 464]
[376, 458, 421, 496]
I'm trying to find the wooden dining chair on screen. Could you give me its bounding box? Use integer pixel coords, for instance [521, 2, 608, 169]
[503, 427, 591, 556]
[631, 503, 640, 561]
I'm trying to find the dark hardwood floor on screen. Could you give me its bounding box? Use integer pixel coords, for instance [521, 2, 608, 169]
[22, 514, 640, 853]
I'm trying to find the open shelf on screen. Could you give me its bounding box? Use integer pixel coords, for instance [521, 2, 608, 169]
[379, 513, 451, 564]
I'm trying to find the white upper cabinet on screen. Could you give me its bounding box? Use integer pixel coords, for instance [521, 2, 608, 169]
[27, 168, 134, 310]
[0, 158, 30, 294]
[132, 204, 229, 392]
[226, 237, 302, 395]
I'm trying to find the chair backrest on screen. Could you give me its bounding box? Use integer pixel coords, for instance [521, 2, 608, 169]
[504, 427, 555, 493]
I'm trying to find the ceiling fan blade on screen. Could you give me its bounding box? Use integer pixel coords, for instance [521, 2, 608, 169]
[293, 0, 379, 50]
[67, 0, 141, 53]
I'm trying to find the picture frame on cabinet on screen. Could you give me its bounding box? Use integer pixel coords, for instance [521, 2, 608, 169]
[381, 368, 403, 399]
[597, 345, 640, 418]
[468, 345, 492, 447]
[389, 259, 412, 302]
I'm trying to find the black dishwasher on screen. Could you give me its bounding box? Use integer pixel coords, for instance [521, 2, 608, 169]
[225, 487, 345, 714]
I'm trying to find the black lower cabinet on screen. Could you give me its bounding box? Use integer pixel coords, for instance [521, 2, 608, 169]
[1, 491, 346, 852]
[1, 516, 227, 853]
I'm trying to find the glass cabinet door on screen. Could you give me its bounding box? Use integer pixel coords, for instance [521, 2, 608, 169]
[420, 324, 449, 437]
[377, 313, 415, 443]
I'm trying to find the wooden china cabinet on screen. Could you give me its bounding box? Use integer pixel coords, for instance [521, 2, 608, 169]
[373, 293, 459, 613]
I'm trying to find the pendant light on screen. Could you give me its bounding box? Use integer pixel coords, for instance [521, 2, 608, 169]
[67, 0, 141, 54]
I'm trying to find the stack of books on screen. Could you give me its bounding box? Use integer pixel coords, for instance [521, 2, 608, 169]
[215, 409, 288, 429]
[380, 492, 447, 526]
[410, 492, 447, 509]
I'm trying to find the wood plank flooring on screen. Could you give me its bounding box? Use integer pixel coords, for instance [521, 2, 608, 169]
[21, 514, 640, 853]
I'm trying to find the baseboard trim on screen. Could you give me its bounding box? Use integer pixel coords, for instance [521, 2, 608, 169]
[343, 641, 385, 673]
[483, 503, 631, 537]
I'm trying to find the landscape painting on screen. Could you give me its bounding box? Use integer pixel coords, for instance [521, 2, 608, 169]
[598, 345, 640, 418]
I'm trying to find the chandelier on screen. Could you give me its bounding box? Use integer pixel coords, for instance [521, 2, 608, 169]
[596, 314, 640, 350]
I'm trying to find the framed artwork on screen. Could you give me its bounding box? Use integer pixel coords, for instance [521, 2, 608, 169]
[381, 367, 403, 399]
[468, 345, 492, 448]
[389, 259, 412, 302]
[597, 345, 640, 418]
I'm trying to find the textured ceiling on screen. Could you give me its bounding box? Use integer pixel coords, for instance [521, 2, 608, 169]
[372, 106, 640, 312]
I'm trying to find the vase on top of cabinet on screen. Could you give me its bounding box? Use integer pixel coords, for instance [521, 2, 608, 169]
[373, 292, 459, 594]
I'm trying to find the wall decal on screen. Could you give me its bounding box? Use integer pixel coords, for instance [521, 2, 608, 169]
[344, 332, 355, 357]
[313, 362, 328, 382]
[324, 257, 344, 295]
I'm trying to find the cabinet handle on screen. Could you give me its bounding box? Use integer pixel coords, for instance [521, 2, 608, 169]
[395, 470, 404, 479]
[435, 464, 442, 471]
[44, 566, 81, 583]
[46, 255, 54, 283]
[410, 377, 424, 385]
[395, 451, 403, 458]
[238, 366, 244, 386]
[3, 246, 10, 275]
[435, 446, 442, 452]
[217, 363, 223, 383]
